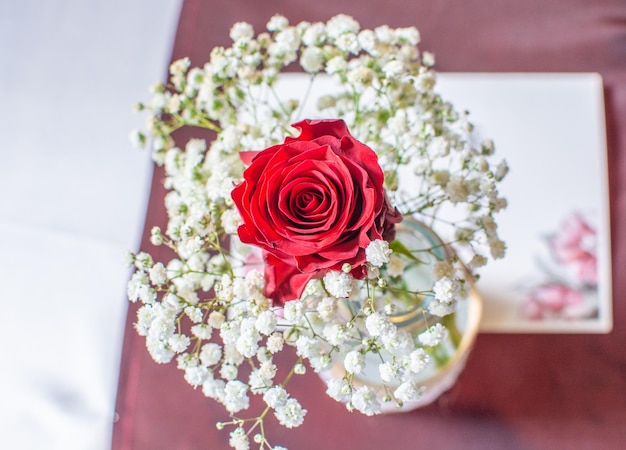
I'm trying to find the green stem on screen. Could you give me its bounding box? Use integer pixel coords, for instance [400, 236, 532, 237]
[441, 313, 462, 349]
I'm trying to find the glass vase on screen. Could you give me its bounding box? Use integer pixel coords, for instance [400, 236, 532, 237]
[320, 218, 483, 413]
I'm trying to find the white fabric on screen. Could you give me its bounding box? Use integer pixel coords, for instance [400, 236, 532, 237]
[0, 1, 181, 448]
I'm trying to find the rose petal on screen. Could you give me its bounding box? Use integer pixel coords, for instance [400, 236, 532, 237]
[288, 119, 350, 144]
[263, 253, 315, 305]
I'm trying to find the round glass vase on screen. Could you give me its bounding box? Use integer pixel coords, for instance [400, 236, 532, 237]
[321, 218, 483, 413]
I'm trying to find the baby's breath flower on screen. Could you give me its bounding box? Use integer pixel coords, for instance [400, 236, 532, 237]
[300, 46, 325, 73]
[387, 254, 406, 277]
[149, 262, 167, 285]
[129, 129, 146, 149]
[455, 227, 475, 244]
[468, 254, 488, 269]
[336, 33, 359, 54]
[230, 22, 254, 42]
[495, 159, 509, 180]
[138, 284, 157, 304]
[357, 29, 377, 54]
[263, 385, 289, 408]
[481, 138, 495, 155]
[407, 348, 431, 374]
[433, 277, 460, 303]
[395, 27, 420, 45]
[323, 271, 353, 298]
[255, 310, 277, 335]
[326, 14, 360, 38]
[266, 332, 284, 353]
[347, 66, 374, 87]
[326, 378, 351, 402]
[223, 380, 250, 413]
[150, 226, 164, 246]
[283, 300, 305, 322]
[134, 252, 154, 270]
[267, 14, 289, 32]
[351, 385, 381, 416]
[378, 361, 399, 383]
[446, 176, 470, 203]
[184, 365, 209, 386]
[164, 292, 184, 311]
[146, 337, 175, 364]
[344, 350, 365, 375]
[302, 22, 326, 46]
[316, 296, 337, 320]
[489, 238, 507, 259]
[248, 369, 270, 392]
[221, 208, 242, 234]
[365, 312, 391, 337]
[428, 299, 456, 317]
[418, 323, 448, 347]
[366, 240, 392, 267]
[170, 57, 190, 77]
[202, 376, 226, 401]
[375, 25, 394, 43]
[394, 381, 425, 403]
[325, 56, 348, 75]
[274, 398, 307, 428]
[382, 60, 404, 78]
[184, 305, 203, 323]
[236, 331, 261, 358]
[168, 334, 191, 353]
[148, 312, 175, 342]
[421, 51, 435, 66]
[220, 364, 238, 381]
[208, 310, 226, 329]
[260, 360, 278, 380]
[200, 343, 222, 366]
[135, 304, 155, 336]
[229, 427, 249, 450]
[295, 335, 318, 360]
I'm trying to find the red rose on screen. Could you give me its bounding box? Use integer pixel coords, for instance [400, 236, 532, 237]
[232, 119, 401, 305]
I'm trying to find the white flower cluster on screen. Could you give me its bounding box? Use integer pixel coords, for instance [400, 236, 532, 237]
[128, 13, 508, 450]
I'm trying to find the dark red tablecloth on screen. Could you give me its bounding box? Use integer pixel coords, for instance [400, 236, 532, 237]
[113, 1, 626, 448]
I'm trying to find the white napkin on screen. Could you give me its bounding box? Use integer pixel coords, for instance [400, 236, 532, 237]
[0, 1, 181, 448]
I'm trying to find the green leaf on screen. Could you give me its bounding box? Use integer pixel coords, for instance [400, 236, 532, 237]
[389, 239, 424, 263]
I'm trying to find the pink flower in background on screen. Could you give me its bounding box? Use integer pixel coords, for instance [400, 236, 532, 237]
[550, 214, 597, 285]
[524, 284, 585, 320]
[523, 212, 599, 321]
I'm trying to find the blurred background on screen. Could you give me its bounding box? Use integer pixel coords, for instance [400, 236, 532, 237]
[0, 1, 181, 448]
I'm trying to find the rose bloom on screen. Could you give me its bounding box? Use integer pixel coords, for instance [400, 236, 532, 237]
[232, 119, 401, 305]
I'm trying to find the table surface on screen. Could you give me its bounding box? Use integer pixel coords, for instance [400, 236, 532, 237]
[113, 1, 626, 448]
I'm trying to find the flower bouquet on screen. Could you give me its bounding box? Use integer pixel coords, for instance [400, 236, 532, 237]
[128, 14, 508, 449]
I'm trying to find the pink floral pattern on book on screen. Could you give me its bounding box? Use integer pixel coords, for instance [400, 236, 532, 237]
[524, 213, 598, 320]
